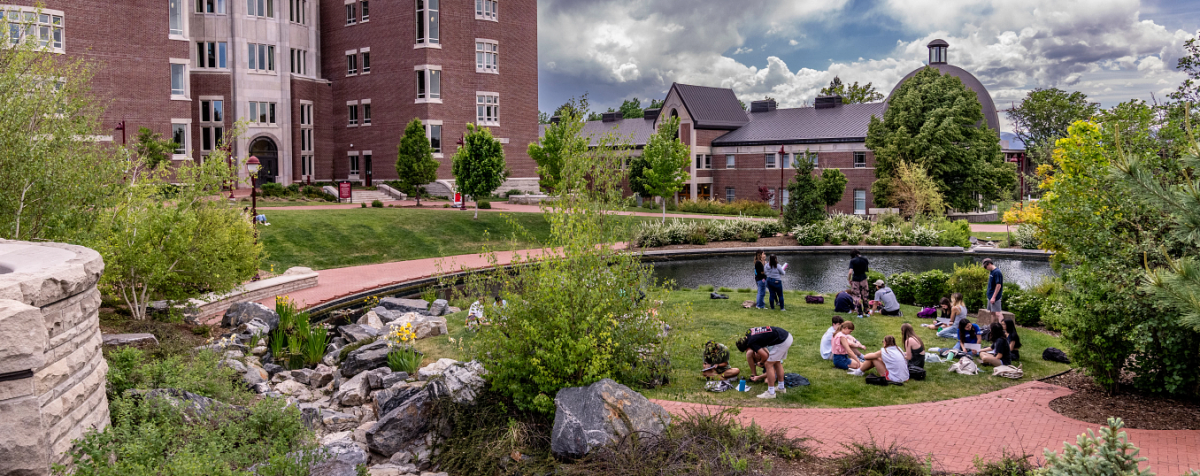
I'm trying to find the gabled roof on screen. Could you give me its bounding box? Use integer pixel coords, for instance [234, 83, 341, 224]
[670, 83, 750, 130]
[710, 102, 886, 147]
[537, 117, 657, 148]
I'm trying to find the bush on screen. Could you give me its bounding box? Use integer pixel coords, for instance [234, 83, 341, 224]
[1041, 418, 1150, 476]
[973, 450, 1038, 476]
[737, 229, 758, 242]
[914, 269, 950, 307]
[949, 262, 990, 311]
[505, 189, 524, 197]
[371, 199, 383, 208]
[935, 219, 971, 248]
[1012, 224, 1040, 249]
[477, 200, 492, 209]
[910, 225, 943, 247]
[259, 181, 287, 197]
[834, 440, 930, 476]
[104, 347, 250, 405]
[866, 270, 885, 287]
[792, 223, 826, 246]
[1005, 291, 1043, 326]
[875, 211, 904, 228]
[686, 228, 708, 245]
[888, 272, 919, 305]
[633, 218, 780, 248]
[678, 198, 777, 217]
[873, 226, 903, 245]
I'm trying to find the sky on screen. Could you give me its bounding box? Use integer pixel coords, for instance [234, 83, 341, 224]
[536, 0, 1200, 133]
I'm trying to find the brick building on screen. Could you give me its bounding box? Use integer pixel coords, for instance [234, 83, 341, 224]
[3, 0, 539, 191]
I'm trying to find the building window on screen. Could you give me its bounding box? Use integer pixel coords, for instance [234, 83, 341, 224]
[416, 0, 439, 44]
[360, 1, 369, 21]
[854, 152, 866, 168]
[200, 100, 224, 151]
[361, 51, 370, 73]
[765, 153, 776, 169]
[248, 101, 276, 124]
[475, 40, 498, 73]
[247, 0, 274, 17]
[476, 93, 499, 125]
[705, 155, 712, 169]
[346, 53, 357, 75]
[854, 190, 866, 214]
[725, 154, 735, 168]
[300, 102, 313, 176]
[428, 124, 442, 153]
[695, 154, 711, 169]
[725, 187, 735, 203]
[248, 43, 275, 72]
[172, 123, 188, 156]
[780, 189, 789, 207]
[169, 0, 184, 36]
[345, 3, 356, 24]
[197, 0, 227, 14]
[809, 152, 819, 166]
[768, 188, 777, 207]
[290, 48, 306, 74]
[347, 103, 359, 126]
[170, 63, 186, 97]
[475, 0, 497, 20]
[4, 8, 64, 52]
[348, 153, 360, 176]
[415, 67, 441, 102]
[362, 102, 372, 125]
[197, 41, 227, 68]
[288, 0, 305, 23]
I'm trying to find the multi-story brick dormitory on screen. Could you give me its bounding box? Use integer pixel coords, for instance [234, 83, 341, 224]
[559, 40, 1006, 216]
[2, 0, 540, 192]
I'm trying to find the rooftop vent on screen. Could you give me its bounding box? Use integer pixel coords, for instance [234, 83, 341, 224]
[549, 115, 561, 124]
[601, 112, 622, 123]
[643, 108, 661, 121]
[815, 95, 843, 109]
[750, 99, 777, 113]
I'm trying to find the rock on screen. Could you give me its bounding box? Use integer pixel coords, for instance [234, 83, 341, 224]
[416, 358, 458, 381]
[372, 307, 403, 324]
[243, 365, 269, 387]
[310, 460, 357, 476]
[264, 363, 285, 377]
[359, 310, 385, 329]
[236, 318, 272, 339]
[128, 388, 243, 422]
[275, 380, 313, 401]
[366, 386, 434, 457]
[322, 409, 360, 432]
[426, 361, 487, 404]
[378, 297, 430, 314]
[250, 346, 268, 356]
[338, 324, 381, 343]
[252, 382, 272, 394]
[221, 359, 248, 374]
[428, 299, 449, 317]
[333, 371, 371, 406]
[222, 302, 280, 331]
[389, 452, 413, 465]
[387, 313, 447, 340]
[374, 383, 425, 417]
[224, 349, 245, 360]
[299, 403, 322, 430]
[312, 436, 369, 476]
[311, 365, 336, 388]
[381, 372, 409, 388]
[368, 463, 419, 476]
[102, 333, 160, 347]
[446, 306, 461, 314]
[366, 367, 394, 389]
[341, 340, 391, 377]
[323, 348, 341, 367]
[290, 368, 316, 385]
[550, 378, 671, 459]
[332, 337, 348, 347]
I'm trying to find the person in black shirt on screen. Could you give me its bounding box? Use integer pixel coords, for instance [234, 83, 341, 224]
[735, 326, 794, 399]
[754, 251, 767, 309]
[980, 322, 1012, 366]
[848, 251, 870, 318]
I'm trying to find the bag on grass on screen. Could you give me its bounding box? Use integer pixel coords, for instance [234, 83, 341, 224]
[805, 295, 825, 304]
[917, 307, 937, 319]
[705, 380, 735, 392]
[710, 292, 729, 300]
[742, 300, 754, 309]
[992, 365, 1023, 379]
[924, 352, 942, 364]
[908, 365, 926, 381]
[947, 357, 979, 375]
[783, 373, 810, 388]
[865, 374, 889, 386]
[1043, 347, 1070, 364]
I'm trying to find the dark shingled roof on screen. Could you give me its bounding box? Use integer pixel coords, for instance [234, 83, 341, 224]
[710, 102, 886, 147]
[538, 117, 657, 148]
[888, 64, 1001, 133]
[671, 83, 750, 130]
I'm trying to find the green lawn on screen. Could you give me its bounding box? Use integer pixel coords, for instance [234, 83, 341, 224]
[972, 231, 1011, 247]
[244, 199, 343, 207]
[413, 290, 1070, 409]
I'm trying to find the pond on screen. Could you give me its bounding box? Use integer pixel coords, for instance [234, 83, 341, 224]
[651, 252, 1054, 293]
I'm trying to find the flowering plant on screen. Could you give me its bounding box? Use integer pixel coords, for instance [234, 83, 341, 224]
[385, 322, 422, 373]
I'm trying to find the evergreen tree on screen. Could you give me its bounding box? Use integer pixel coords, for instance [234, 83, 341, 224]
[783, 159, 825, 228]
[394, 118, 440, 206]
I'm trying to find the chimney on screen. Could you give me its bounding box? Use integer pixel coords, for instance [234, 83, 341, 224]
[750, 99, 777, 113]
[602, 111, 621, 123]
[643, 108, 661, 121]
[550, 115, 561, 124]
[815, 95, 843, 109]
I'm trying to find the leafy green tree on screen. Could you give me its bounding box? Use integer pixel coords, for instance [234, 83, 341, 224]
[395, 118, 440, 206]
[1169, 32, 1199, 103]
[819, 76, 885, 104]
[783, 159, 824, 228]
[452, 124, 508, 219]
[133, 127, 181, 170]
[1005, 88, 1099, 168]
[95, 125, 261, 321]
[866, 66, 1014, 212]
[0, 36, 125, 242]
[528, 97, 588, 193]
[648, 98, 665, 109]
[818, 167, 847, 213]
[587, 111, 603, 121]
[618, 97, 643, 119]
[538, 111, 550, 124]
[553, 94, 590, 120]
[892, 161, 945, 218]
[630, 115, 690, 222]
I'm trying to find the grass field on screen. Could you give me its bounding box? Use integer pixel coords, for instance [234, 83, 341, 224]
[412, 289, 1070, 409]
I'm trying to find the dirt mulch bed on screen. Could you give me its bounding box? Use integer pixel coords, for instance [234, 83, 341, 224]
[1045, 369, 1200, 430]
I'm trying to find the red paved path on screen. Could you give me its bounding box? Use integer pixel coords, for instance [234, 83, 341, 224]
[655, 382, 1200, 475]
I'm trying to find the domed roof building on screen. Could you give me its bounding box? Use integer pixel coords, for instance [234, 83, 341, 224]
[888, 40, 1001, 132]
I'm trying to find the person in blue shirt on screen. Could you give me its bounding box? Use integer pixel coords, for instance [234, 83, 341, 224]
[983, 258, 1004, 312]
[833, 289, 857, 313]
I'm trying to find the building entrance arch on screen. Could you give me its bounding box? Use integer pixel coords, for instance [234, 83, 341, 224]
[249, 137, 279, 184]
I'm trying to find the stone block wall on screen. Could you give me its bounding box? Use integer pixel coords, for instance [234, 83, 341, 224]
[0, 240, 110, 475]
[192, 267, 320, 324]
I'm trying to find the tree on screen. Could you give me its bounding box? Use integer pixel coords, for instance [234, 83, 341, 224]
[630, 115, 690, 222]
[783, 159, 824, 228]
[529, 97, 589, 194]
[891, 161, 945, 218]
[95, 126, 261, 321]
[820, 76, 885, 104]
[587, 111, 603, 121]
[0, 36, 125, 242]
[538, 111, 550, 124]
[866, 66, 1014, 212]
[452, 123, 508, 219]
[618, 97, 643, 119]
[1005, 88, 1099, 168]
[1169, 31, 1199, 103]
[818, 168, 848, 213]
[395, 118, 440, 206]
[133, 127, 180, 170]
[649, 98, 665, 109]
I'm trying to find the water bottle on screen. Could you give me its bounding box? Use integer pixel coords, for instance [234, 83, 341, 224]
[738, 378, 746, 392]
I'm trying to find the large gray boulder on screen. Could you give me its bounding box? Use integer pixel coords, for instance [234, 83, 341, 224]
[222, 302, 279, 331]
[374, 383, 425, 418]
[550, 378, 671, 459]
[341, 340, 390, 377]
[333, 371, 371, 406]
[426, 360, 487, 403]
[102, 333, 160, 347]
[365, 385, 434, 457]
[338, 324, 381, 343]
[386, 313, 447, 340]
[378, 298, 429, 314]
[310, 437, 369, 476]
[428, 299, 449, 316]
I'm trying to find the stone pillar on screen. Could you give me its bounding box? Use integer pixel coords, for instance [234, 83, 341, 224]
[0, 240, 109, 475]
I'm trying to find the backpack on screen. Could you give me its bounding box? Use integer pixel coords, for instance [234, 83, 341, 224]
[908, 365, 926, 381]
[805, 295, 825, 304]
[710, 292, 729, 300]
[865, 374, 889, 386]
[947, 357, 979, 375]
[1043, 347, 1071, 364]
[917, 307, 937, 319]
[783, 373, 810, 388]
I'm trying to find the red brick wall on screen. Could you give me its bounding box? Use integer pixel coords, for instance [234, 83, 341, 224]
[707, 150, 877, 214]
[680, 122, 692, 146]
[694, 129, 726, 148]
[190, 72, 232, 161]
[290, 76, 334, 182]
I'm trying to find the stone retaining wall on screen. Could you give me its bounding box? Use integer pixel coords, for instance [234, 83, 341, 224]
[193, 267, 319, 324]
[0, 240, 110, 475]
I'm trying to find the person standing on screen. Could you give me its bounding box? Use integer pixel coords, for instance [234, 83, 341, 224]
[983, 258, 1004, 312]
[735, 326, 794, 399]
[764, 255, 786, 311]
[848, 251, 870, 318]
[754, 251, 767, 309]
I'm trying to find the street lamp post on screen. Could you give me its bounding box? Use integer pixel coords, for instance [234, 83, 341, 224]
[247, 155, 261, 224]
[778, 145, 786, 217]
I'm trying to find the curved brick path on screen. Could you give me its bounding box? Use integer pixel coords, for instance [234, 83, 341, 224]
[655, 382, 1200, 475]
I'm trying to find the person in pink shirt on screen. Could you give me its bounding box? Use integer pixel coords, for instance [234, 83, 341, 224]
[831, 321, 867, 373]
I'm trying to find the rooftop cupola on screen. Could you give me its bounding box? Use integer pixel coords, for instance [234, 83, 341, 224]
[928, 39, 949, 64]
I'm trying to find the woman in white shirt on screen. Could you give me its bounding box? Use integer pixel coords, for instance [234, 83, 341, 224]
[856, 335, 910, 383]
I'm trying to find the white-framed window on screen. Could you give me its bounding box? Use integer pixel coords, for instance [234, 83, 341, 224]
[725, 154, 735, 168]
[854, 151, 866, 168]
[197, 0, 227, 14]
[171, 119, 191, 160]
[300, 101, 314, 176]
[725, 187, 735, 203]
[290, 48, 306, 75]
[345, 2, 356, 24]
[415, 65, 442, 103]
[196, 41, 227, 69]
[169, 0, 184, 36]
[248, 101, 276, 124]
[169, 60, 188, 99]
[4, 8, 65, 52]
[425, 121, 443, 154]
[854, 189, 866, 214]
[475, 0, 497, 21]
[476, 92, 499, 126]
[247, 0, 274, 17]
[360, 1, 369, 21]
[248, 43, 275, 72]
[695, 154, 711, 170]
[346, 51, 358, 75]
[475, 40, 498, 73]
[347, 101, 359, 126]
[361, 49, 370, 73]
[348, 151, 360, 177]
[765, 153, 776, 169]
[780, 188, 789, 207]
[199, 99, 224, 151]
[288, 0, 306, 23]
[809, 152, 819, 167]
[362, 100, 372, 125]
[416, 0, 439, 45]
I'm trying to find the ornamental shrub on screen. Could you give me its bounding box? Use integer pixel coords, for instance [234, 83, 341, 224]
[866, 271, 885, 287]
[1041, 418, 1152, 476]
[887, 272, 918, 305]
[259, 181, 287, 197]
[914, 269, 950, 306]
[1012, 224, 1040, 249]
[876, 211, 904, 228]
[910, 225, 943, 247]
[949, 262, 990, 311]
[792, 223, 826, 246]
[935, 219, 972, 248]
[1005, 291, 1043, 326]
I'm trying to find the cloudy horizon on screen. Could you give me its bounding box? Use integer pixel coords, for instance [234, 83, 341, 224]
[536, 0, 1200, 133]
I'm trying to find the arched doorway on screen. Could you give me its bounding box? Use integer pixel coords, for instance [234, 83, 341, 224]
[249, 137, 279, 184]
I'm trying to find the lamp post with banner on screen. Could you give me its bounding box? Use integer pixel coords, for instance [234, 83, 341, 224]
[247, 156, 261, 223]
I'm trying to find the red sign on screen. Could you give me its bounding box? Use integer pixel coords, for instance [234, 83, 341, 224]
[453, 192, 463, 208]
[338, 182, 352, 200]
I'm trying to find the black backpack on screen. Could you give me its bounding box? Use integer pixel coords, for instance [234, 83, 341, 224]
[805, 295, 825, 304]
[1043, 347, 1071, 364]
[866, 375, 903, 386]
[908, 365, 926, 381]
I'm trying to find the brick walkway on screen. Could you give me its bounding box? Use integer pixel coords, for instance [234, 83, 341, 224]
[654, 382, 1200, 475]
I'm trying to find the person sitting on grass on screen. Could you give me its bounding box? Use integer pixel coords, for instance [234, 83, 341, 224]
[921, 297, 952, 331]
[928, 293, 968, 339]
[820, 316, 846, 360]
[856, 336, 910, 384]
[869, 279, 902, 316]
[833, 289, 858, 313]
[735, 326, 794, 399]
[831, 321, 867, 374]
[980, 322, 1013, 367]
[900, 323, 925, 368]
[953, 317, 981, 357]
[1003, 318, 1022, 361]
[701, 340, 741, 380]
